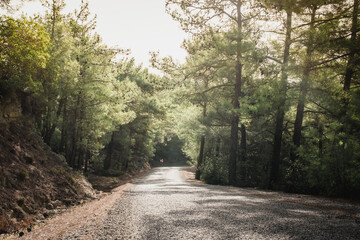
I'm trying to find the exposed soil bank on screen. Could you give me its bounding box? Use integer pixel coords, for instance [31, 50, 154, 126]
[0, 121, 97, 235]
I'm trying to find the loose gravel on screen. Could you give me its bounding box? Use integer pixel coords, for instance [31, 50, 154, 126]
[60, 167, 360, 240]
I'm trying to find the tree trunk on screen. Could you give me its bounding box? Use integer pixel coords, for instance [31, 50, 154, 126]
[317, 117, 323, 157]
[43, 97, 64, 145]
[195, 135, 205, 180]
[215, 137, 221, 157]
[229, 0, 243, 186]
[290, 6, 317, 163]
[77, 144, 83, 170]
[195, 103, 207, 180]
[76, 102, 86, 170]
[69, 93, 81, 168]
[84, 150, 90, 174]
[41, 106, 51, 141]
[59, 97, 67, 154]
[269, 9, 292, 188]
[51, 0, 56, 40]
[239, 124, 247, 184]
[104, 132, 115, 170]
[343, 0, 359, 92]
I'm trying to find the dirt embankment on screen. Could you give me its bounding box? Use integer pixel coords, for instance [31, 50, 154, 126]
[0, 121, 97, 235]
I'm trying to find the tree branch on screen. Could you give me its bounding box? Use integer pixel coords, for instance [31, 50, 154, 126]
[191, 83, 234, 96]
[265, 55, 282, 64]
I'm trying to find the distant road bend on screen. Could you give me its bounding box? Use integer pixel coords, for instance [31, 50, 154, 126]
[25, 167, 360, 239]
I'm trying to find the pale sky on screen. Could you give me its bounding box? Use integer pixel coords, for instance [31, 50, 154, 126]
[2, 0, 188, 72]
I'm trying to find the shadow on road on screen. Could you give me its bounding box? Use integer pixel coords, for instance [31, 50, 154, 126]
[129, 167, 360, 239]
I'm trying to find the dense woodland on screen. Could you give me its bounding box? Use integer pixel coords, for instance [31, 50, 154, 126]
[1, 0, 359, 198]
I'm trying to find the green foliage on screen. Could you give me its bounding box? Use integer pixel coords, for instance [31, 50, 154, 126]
[97, 58, 169, 173]
[0, 176, 5, 187]
[66, 174, 77, 185]
[0, 16, 50, 93]
[1, 0, 359, 200]
[159, 0, 360, 199]
[152, 135, 189, 166]
[17, 170, 28, 181]
[201, 156, 228, 185]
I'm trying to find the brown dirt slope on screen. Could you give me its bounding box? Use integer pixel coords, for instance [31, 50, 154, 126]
[0, 121, 96, 234]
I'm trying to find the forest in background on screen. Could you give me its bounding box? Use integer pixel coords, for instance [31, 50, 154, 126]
[1, 0, 359, 199]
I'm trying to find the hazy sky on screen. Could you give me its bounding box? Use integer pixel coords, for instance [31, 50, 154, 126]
[3, 0, 188, 71]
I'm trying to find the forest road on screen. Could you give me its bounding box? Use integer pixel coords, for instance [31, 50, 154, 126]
[24, 166, 360, 240]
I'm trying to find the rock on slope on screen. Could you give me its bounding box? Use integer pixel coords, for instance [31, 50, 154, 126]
[0, 121, 96, 234]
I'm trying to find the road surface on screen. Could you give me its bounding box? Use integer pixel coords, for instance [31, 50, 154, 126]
[60, 167, 360, 239]
[19, 166, 360, 240]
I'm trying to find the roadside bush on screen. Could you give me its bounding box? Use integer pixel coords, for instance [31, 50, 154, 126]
[201, 156, 228, 185]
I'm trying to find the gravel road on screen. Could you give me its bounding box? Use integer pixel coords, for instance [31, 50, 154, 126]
[61, 166, 359, 240]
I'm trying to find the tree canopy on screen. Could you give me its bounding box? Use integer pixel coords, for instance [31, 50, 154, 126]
[1, 0, 359, 198]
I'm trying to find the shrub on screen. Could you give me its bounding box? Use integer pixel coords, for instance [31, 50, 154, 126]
[17, 170, 28, 181]
[201, 156, 228, 185]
